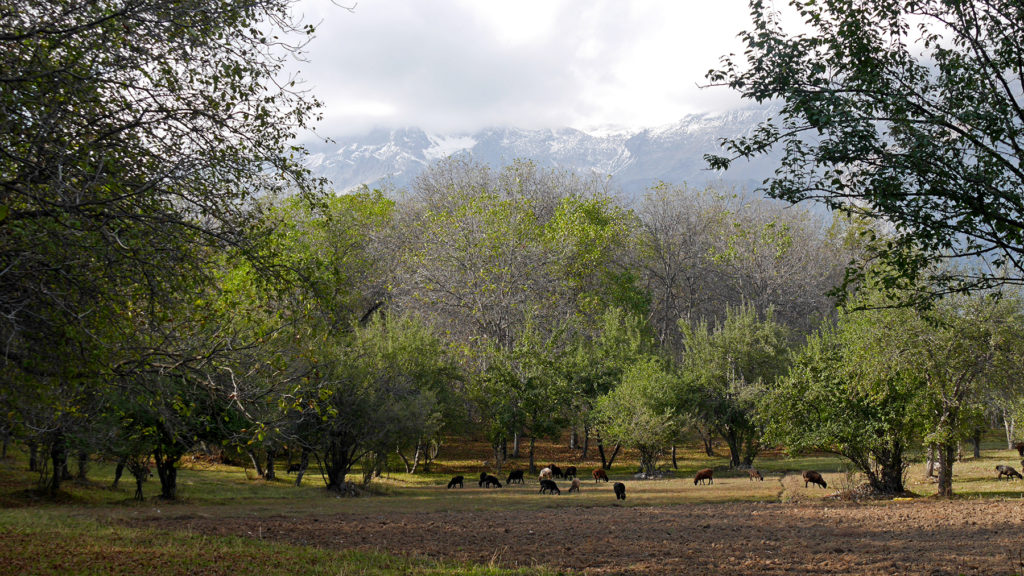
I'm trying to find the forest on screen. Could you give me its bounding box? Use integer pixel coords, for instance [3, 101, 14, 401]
[3, 0, 1024, 514]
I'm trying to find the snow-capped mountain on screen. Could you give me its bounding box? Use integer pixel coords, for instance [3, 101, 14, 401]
[303, 105, 782, 196]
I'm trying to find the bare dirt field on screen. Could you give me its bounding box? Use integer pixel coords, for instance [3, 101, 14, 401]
[130, 492, 1024, 575]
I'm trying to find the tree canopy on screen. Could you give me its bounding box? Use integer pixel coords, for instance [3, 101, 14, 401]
[708, 0, 1024, 300]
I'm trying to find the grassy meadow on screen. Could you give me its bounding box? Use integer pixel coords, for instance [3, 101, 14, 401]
[2, 434, 1024, 575]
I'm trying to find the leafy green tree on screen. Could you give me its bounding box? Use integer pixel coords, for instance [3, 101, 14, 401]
[0, 0, 327, 491]
[762, 313, 926, 494]
[299, 315, 459, 491]
[680, 304, 791, 467]
[561, 307, 655, 466]
[593, 357, 679, 476]
[707, 0, 1024, 299]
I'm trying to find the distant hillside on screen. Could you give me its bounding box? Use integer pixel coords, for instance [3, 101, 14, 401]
[302, 105, 783, 196]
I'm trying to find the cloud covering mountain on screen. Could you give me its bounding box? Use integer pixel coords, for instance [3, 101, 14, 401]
[303, 106, 781, 196]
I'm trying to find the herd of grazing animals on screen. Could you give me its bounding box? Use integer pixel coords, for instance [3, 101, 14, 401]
[446, 463, 843, 500]
[446, 453, 1024, 497]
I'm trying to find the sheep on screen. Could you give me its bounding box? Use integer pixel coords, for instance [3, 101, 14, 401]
[569, 478, 580, 493]
[549, 464, 564, 479]
[479, 474, 502, 488]
[613, 482, 626, 500]
[803, 470, 827, 489]
[539, 479, 561, 495]
[592, 468, 609, 482]
[996, 465, 1023, 480]
[539, 467, 553, 481]
[506, 470, 525, 484]
[286, 463, 302, 474]
[748, 469, 764, 481]
[447, 475, 464, 489]
[564, 466, 578, 480]
[693, 468, 714, 485]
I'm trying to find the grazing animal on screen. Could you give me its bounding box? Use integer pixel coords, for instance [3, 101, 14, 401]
[549, 464, 564, 479]
[479, 474, 502, 488]
[694, 468, 714, 485]
[447, 475, 464, 489]
[539, 467, 553, 481]
[593, 468, 609, 482]
[997, 465, 1023, 480]
[506, 470, 525, 484]
[803, 470, 827, 489]
[1014, 442, 1024, 457]
[286, 463, 302, 474]
[569, 478, 580, 493]
[480, 471, 489, 483]
[748, 469, 764, 481]
[613, 482, 626, 500]
[539, 479, 560, 495]
[564, 466, 578, 480]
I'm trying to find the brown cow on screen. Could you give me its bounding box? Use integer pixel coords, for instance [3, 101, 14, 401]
[694, 468, 714, 485]
[593, 468, 609, 482]
[802, 470, 827, 488]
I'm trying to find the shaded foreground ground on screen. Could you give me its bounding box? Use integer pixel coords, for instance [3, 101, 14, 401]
[132, 497, 1024, 575]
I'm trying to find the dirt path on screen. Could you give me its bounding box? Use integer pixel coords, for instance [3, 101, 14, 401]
[131, 498, 1024, 575]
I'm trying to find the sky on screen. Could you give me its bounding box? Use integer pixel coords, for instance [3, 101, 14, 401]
[290, 1, 755, 138]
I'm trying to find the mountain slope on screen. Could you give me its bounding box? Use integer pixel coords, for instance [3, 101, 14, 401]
[303, 106, 781, 195]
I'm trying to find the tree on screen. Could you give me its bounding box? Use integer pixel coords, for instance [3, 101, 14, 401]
[300, 315, 459, 492]
[907, 293, 1024, 497]
[0, 0, 327, 492]
[762, 311, 926, 494]
[679, 304, 791, 467]
[708, 0, 1024, 299]
[593, 357, 679, 476]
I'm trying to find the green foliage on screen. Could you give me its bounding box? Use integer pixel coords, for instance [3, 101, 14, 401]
[592, 356, 679, 475]
[708, 0, 1024, 298]
[680, 304, 791, 467]
[762, 313, 925, 493]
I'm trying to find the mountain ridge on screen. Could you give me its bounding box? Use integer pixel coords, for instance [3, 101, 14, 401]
[303, 105, 781, 195]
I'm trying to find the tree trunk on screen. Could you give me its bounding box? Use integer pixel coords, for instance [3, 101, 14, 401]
[1004, 408, 1016, 449]
[491, 441, 505, 475]
[937, 443, 956, 498]
[512, 432, 520, 458]
[113, 455, 127, 488]
[723, 428, 742, 468]
[569, 429, 577, 451]
[264, 448, 276, 481]
[971, 429, 981, 459]
[48, 434, 66, 494]
[325, 442, 355, 491]
[699, 426, 714, 457]
[581, 423, 590, 459]
[639, 449, 657, 476]
[528, 437, 536, 474]
[606, 444, 621, 469]
[247, 449, 264, 478]
[154, 450, 179, 500]
[596, 434, 607, 469]
[28, 440, 39, 472]
[424, 440, 440, 473]
[295, 447, 310, 487]
[76, 451, 88, 480]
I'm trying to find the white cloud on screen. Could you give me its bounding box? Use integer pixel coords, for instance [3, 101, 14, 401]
[289, 0, 752, 137]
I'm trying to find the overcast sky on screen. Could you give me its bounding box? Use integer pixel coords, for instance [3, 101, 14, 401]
[291, 1, 755, 138]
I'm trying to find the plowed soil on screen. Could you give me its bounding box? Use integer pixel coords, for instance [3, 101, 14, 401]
[130, 495, 1024, 575]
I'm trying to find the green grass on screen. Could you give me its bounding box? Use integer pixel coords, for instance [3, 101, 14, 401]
[0, 508, 560, 576]
[5, 437, 1024, 574]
